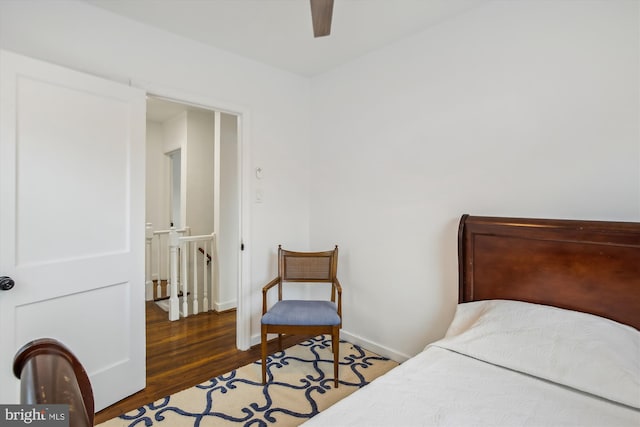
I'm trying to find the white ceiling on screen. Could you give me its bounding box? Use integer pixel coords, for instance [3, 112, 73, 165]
[85, 0, 485, 77]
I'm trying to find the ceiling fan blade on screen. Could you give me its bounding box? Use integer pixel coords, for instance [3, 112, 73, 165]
[310, 0, 334, 38]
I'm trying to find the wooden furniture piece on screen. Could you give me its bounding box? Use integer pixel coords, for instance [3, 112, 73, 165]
[261, 245, 342, 387]
[458, 214, 640, 328]
[13, 338, 94, 427]
[302, 214, 640, 427]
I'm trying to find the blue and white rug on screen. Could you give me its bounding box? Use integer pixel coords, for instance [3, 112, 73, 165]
[98, 335, 398, 427]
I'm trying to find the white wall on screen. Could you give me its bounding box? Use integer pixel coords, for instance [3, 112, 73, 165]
[2, 0, 637, 362]
[309, 0, 640, 359]
[184, 109, 215, 313]
[145, 120, 169, 233]
[185, 110, 215, 236]
[219, 113, 240, 310]
[145, 120, 170, 281]
[163, 112, 187, 155]
[0, 0, 312, 345]
[163, 112, 187, 228]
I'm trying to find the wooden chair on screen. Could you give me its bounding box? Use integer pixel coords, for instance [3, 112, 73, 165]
[261, 245, 342, 387]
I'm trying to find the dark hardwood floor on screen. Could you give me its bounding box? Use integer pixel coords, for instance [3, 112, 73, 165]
[94, 301, 308, 424]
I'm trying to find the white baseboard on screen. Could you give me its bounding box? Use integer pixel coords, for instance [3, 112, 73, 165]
[249, 329, 411, 363]
[154, 297, 187, 317]
[155, 299, 170, 312]
[214, 299, 237, 312]
[339, 330, 410, 363]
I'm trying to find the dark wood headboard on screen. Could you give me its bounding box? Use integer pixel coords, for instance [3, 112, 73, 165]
[458, 215, 640, 330]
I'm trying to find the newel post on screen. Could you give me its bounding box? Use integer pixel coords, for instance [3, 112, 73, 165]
[168, 226, 180, 321]
[145, 223, 154, 301]
[180, 238, 189, 318]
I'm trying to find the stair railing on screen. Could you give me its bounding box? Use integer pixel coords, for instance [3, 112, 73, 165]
[145, 224, 190, 301]
[145, 223, 216, 321]
[178, 233, 216, 319]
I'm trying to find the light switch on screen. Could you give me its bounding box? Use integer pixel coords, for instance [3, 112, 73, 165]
[255, 189, 263, 203]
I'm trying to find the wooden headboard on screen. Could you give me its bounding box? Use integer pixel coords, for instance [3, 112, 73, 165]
[458, 215, 640, 330]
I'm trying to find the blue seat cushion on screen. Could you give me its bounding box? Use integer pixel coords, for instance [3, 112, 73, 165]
[262, 300, 340, 326]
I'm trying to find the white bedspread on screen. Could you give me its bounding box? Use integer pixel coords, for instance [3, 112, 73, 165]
[302, 300, 640, 427]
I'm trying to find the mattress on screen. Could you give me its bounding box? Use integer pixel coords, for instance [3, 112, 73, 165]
[302, 300, 640, 426]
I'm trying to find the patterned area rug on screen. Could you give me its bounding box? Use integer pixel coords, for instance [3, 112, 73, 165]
[98, 335, 398, 427]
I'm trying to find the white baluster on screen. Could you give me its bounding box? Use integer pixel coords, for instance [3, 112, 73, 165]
[156, 234, 162, 298]
[202, 237, 209, 312]
[181, 240, 188, 317]
[155, 234, 162, 299]
[165, 233, 171, 285]
[192, 243, 199, 315]
[145, 223, 154, 301]
[168, 227, 180, 321]
[212, 233, 219, 313]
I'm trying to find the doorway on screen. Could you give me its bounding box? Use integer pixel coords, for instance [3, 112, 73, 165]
[145, 95, 240, 318]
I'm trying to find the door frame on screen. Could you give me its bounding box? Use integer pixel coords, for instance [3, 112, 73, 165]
[138, 80, 252, 351]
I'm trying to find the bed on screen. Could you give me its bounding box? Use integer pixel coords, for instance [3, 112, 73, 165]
[303, 215, 640, 426]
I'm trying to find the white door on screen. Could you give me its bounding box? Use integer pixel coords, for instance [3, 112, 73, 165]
[0, 51, 146, 411]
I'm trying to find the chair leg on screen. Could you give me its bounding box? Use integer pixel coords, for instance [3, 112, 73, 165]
[261, 327, 268, 384]
[332, 327, 339, 388]
[278, 333, 283, 352]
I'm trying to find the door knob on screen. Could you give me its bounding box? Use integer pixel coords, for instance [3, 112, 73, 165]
[0, 276, 15, 291]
